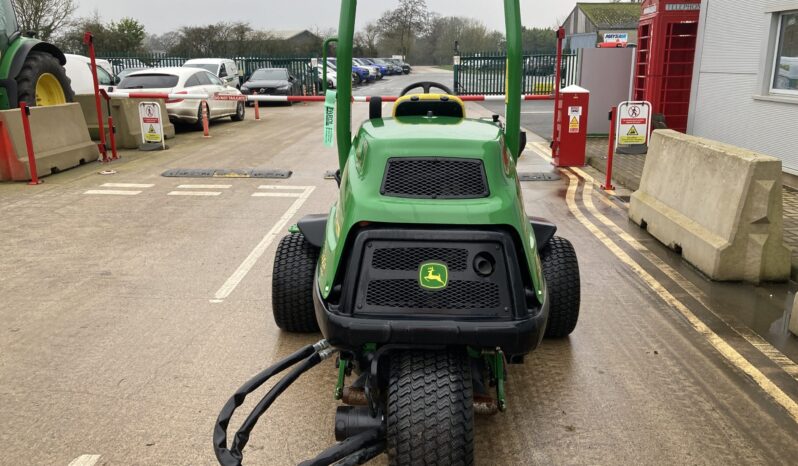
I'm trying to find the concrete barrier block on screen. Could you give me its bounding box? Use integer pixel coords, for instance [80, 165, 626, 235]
[0, 103, 98, 181]
[75, 94, 175, 149]
[629, 130, 791, 283]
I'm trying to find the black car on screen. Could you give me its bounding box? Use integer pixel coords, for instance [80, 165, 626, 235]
[240, 68, 297, 98]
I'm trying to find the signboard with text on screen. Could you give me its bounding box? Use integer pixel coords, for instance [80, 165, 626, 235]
[138, 102, 165, 148]
[604, 33, 629, 44]
[617, 101, 652, 146]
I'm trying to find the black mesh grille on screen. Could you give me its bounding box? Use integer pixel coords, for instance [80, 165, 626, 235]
[365, 279, 501, 310]
[381, 158, 488, 199]
[372, 247, 468, 271]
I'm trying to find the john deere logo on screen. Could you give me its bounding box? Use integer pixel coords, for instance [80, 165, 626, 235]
[419, 262, 448, 290]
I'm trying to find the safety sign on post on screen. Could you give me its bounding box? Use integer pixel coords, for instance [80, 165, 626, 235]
[617, 101, 652, 146]
[139, 102, 165, 149]
[568, 106, 582, 134]
[323, 90, 336, 148]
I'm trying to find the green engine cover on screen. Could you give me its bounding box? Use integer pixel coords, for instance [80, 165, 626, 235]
[317, 115, 546, 305]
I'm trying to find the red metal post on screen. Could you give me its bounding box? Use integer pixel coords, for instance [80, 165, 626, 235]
[603, 106, 618, 191]
[107, 115, 118, 160]
[202, 101, 210, 138]
[551, 27, 565, 153]
[83, 32, 108, 162]
[253, 91, 261, 121]
[19, 102, 41, 185]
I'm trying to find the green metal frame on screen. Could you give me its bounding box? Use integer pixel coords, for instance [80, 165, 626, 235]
[335, 0, 523, 168]
[322, 37, 338, 93]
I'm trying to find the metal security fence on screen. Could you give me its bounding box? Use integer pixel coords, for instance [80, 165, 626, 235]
[98, 53, 320, 95]
[453, 52, 579, 96]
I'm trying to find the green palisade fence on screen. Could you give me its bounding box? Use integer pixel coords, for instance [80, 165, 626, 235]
[453, 52, 579, 96]
[98, 53, 321, 95]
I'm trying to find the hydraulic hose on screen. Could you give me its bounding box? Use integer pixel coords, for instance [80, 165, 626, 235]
[214, 340, 330, 466]
[298, 428, 384, 466]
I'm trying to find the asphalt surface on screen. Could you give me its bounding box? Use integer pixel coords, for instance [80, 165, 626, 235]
[2, 69, 798, 466]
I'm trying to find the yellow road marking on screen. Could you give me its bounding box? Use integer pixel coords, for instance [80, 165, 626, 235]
[573, 169, 798, 381]
[563, 170, 798, 423]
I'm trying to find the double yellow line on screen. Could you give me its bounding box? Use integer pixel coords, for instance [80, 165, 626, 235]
[560, 167, 798, 423]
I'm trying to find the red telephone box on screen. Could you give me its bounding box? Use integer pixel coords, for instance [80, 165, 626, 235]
[634, 0, 701, 133]
[552, 85, 590, 167]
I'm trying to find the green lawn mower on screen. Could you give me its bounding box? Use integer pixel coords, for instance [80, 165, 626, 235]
[214, 1, 580, 464]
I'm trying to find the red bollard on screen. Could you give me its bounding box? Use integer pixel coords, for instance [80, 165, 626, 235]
[253, 91, 261, 121]
[603, 106, 618, 191]
[108, 115, 118, 160]
[19, 102, 41, 185]
[202, 100, 210, 138]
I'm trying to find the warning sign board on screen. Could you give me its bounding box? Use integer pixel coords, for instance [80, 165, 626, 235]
[568, 106, 582, 134]
[139, 102, 165, 148]
[617, 101, 651, 145]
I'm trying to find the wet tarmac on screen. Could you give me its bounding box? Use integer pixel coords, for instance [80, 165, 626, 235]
[1, 70, 797, 465]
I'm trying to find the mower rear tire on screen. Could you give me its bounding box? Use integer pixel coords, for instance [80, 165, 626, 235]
[541, 236, 581, 338]
[387, 351, 474, 466]
[271, 233, 320, 333]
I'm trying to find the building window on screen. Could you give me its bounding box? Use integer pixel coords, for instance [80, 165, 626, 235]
[772, 11, 798, 95]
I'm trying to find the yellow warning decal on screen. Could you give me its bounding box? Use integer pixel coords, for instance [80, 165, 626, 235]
[627, 125, 639, 136]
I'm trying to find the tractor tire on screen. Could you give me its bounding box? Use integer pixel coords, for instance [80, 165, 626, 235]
[231, 101, 245, 121]
[16, 51, 75, 107]
[387, 351, 474, 466]
[271, 233, 320, 333]
[541, 236, 581, 338]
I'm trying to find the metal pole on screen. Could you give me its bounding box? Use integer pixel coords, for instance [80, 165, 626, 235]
[83, 32, 108, 162]
[603, 106, 618, 191]
[19, 102, 41, 185]
[108, 115, 118, 160]
[336, 0, 356, 171]
[551, 27, 565, 154]
[503, 0, 523, 160]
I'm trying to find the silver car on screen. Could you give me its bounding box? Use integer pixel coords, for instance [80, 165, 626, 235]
[118, 67, 245, 128]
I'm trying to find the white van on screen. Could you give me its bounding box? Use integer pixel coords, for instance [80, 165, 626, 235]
[182, 59, 240, 88]
[64, 54, 116, 95]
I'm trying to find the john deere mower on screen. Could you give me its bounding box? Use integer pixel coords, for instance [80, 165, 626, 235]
[0, 0, 74, 109]
[214, 1, 580, 464]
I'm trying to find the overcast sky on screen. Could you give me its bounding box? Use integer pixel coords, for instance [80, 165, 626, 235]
[73, 0, 609, 35]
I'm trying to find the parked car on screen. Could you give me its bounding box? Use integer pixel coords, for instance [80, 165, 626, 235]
[316, 62, 337, 89]
[329, 58, 371, 84]
[117, 67, 146, 81]
[64, 54, 116, 95]
[385, 58, 411, 74]
[359, 58, 390, 76]
[373, 58, 403, 75]
[117, 67, 245, 129]
[240, 68, 298, 102]
[353, 58, 381, 80]
[183, 58, 240, 89]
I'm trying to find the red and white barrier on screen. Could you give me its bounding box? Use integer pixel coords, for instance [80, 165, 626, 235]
[246, 94, 554, 103]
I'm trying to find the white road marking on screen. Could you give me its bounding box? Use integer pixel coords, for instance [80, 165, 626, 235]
[68, 455, 101, 466]
[252, 192, 302, 198]
[212, 186, 316, 302]
[563, 170, 798, 424]
[101, 183, 154, 188]
[177, 184, 233, 189]
[257, 185, 314, 190]
[167, 191, 222, 197]
[84, 190, 142, 196]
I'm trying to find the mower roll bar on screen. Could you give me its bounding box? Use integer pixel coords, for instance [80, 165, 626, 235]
[334, 0, 524, 170]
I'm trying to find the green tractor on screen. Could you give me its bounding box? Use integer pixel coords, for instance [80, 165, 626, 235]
[214, 1, 580, 464]
[0, 0, 74, 109]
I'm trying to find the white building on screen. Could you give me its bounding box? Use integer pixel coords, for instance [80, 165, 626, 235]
[688, 0, 798, 179]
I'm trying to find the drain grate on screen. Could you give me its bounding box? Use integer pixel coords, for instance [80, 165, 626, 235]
[161, 168, 292, 179]
[518, 172, 561, 182]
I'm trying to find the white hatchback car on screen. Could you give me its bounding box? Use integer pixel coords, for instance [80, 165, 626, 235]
[117, 67, 245, 128]
[64, 54, 116, 95]
[183, 58, 240, 88]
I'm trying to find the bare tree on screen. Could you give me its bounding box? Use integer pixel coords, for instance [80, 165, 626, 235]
[13, 0, 77, 42]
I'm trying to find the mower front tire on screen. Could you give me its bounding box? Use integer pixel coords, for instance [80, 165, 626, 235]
[271, 233, 320, 333]
[541, 236, 581, 338]
[387, 351, 474, 466]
